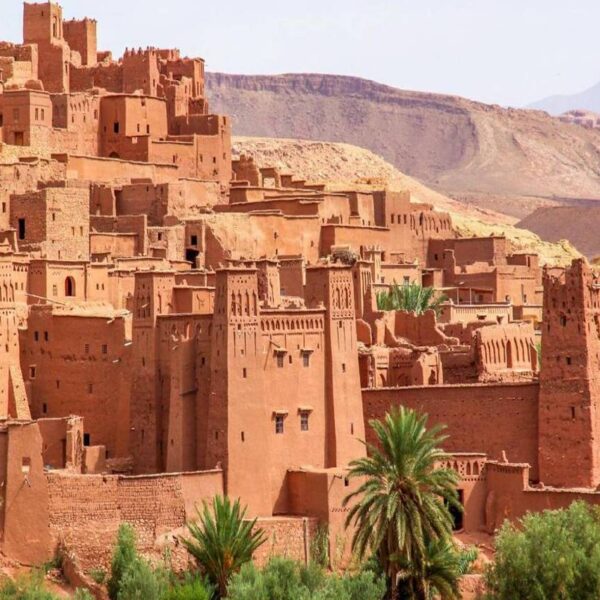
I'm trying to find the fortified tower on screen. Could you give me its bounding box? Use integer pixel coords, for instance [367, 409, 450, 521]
[539, 259, 600, 487]
[305, 264, 366, 467]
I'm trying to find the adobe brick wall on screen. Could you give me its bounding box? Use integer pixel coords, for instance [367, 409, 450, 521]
[362, 382, 540, 479]
[47, 470, 223, 570]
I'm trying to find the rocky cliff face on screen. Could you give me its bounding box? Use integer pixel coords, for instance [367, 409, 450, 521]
[207, 73, 600, 219]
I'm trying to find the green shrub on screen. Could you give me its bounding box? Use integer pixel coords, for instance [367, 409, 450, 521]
[108, 524, 138, 600]
[73, 590, 94, 600]
[161, 574, 213, 600]
[88, 567, 106, 585]
[116, 558, 167, 600]
[227, 557, 385, 600]
[485, 501, 600, 599]
[0, 571, 58, 599]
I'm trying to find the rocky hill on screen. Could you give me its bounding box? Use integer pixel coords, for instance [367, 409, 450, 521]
[528, 80, 600, 116]
[233, 136, 580, 266]
[207, 73, 600, 220]
[518, 205, 600, 260]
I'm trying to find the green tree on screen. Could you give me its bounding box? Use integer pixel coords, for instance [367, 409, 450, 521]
[397, 538, 464, 599]
[485, 501, 600, 599]
[182, 495, 267, 597]
[376, 283, 446, 315]
[116, 557, 167, 600]
[107, 524, 139, 600]
[343, 407, 460, 599]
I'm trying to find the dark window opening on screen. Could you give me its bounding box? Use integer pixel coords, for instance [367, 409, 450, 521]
[113, 121, 120, 134]
[300, 412, 309, 431]
[302, 352, 310, 367]
[18, 218, 26, 240]
[42, 403, 47, 414]
[186, 248, 199, 265]
[242, 368, 247, 378]
[65, 276, 75, 297]
[191, 235, 198, 246]
[83, 433, 90, 447]
[276, 354, 284, 368]
[275, 415, 284, 434]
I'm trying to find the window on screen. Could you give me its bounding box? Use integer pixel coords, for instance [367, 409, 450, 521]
[102, 344, 108, 354]
[566, 356, 572, 365]
[1, 203, 5, 213]
[65, 276, 75, 297]
[350, 423, 354, 435]
[302, 352, 310, 368]
[83, 433, 90, 447]
[42, 403, 47, 414]
[18, 218, 25, 240]
[35, 108, 39, 120]
[52, 213, 56, 221]
[571, 406, 576, 420]
[41, 108, 45, 120]
[113, 122, 120, 134]
[300, 412, 309, 431]
[276, 353, 284, 368]
[275, 415, 284, 434]
[146, 124, 150, 134]
[44, 331, 48, 342]
[342, 363, 346, 373]
[242, 368, 247, 378]
[560, 315, 567, 327]
[56, 380, 60, 389]
[34, 331, 39, 342]
[29, 366, 36, 379]
[191, 235, 198, 246]
[241, 431, 245, 442]
[84, 344, 89, 354]
[52, 284, 58, 296]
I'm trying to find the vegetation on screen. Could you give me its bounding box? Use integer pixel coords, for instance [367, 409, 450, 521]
[343, 407, 461, 599]
[116, 557, 167, 600]
[376, 282, 447, 315]
[227, 556, 385, 600]
[108, 524, 138, 600]
[485, 501, 600, 599]
[162, 574, 213, 600]
[310, 524, 330, 568]
[88, 567, 106, 585]
[181, 495, 267, 597]
[0, 572, 57, 600]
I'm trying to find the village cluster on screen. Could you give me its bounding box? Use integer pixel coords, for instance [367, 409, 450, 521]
[0, 1, 597, 575]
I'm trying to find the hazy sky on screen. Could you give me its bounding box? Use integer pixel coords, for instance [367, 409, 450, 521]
[2, 0, 599, 107]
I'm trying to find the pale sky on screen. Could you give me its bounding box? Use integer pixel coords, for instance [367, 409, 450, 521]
[2, 0, 599, 107]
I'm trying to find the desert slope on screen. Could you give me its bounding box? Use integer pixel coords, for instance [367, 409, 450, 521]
[208, 73, 600, 219]
[233, 136, 580, 267]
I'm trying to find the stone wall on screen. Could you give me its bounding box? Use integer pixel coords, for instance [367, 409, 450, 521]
[362, 382, 540, 479]
[47, 470, 223, 570]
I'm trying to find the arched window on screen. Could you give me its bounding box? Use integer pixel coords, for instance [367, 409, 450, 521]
[65, 277, 75, 297]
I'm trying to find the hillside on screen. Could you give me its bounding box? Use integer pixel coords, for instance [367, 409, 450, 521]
[233, 136, 580, 266]
[518, 205, 600, 260]
[528, 80, 600, 115]
[207, 73, 600, 220]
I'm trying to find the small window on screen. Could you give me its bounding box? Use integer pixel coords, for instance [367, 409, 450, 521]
[1, 203, 5, 213]
[18, 218, 25, 240]
[34, 331, 39, 342]
[275, 415, 284, 434]
[52, 213, 56, 221]
[241, 431, 245, 442]
[302, 352, 310, 368]
[566, 356, 572, 365]
[35, 108, 39, 120]
[571, 406, 576, 420]
[242, 368, 247, 378]
[42, 403, 47, 414]
[44, 331, 48, 342]
[52, 284, 58, 296]
[191, 235, 198, 246]
[56, 380, 60, 389]
[29, 366, 36, 379]
[41, 108, 45, 120]
[157, 232, 162, 241]
[146, 124, 150, 134]
[276, 354, 284, 368]
[102, 344, 108, 354]
[113, 122, 120, 134]
[300, 412, 309, 431]
[83, 433, 90, 446]
[84, 344, 89, 354]
[342, 363, 346, 373]
[350, 423, 354, 435]
[560, 315, 567, 327]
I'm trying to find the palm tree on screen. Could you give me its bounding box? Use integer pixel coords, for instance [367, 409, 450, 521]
[342, 407, 460, 599]
[182, 495, 267, 598]
[376, 283, 447, 315]
[397, 537, 465, 599]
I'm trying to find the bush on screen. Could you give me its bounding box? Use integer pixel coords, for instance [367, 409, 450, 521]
[88, 567, 106, 585]
[227, 557, 385, 600]
[108, 524, 139, 600]
[161, 573, 213, 600]
[73, 590, 94, 600]
[485, 501, 600, 599]
[116, 558, 167, 600]
[0, 572, 58, 599]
